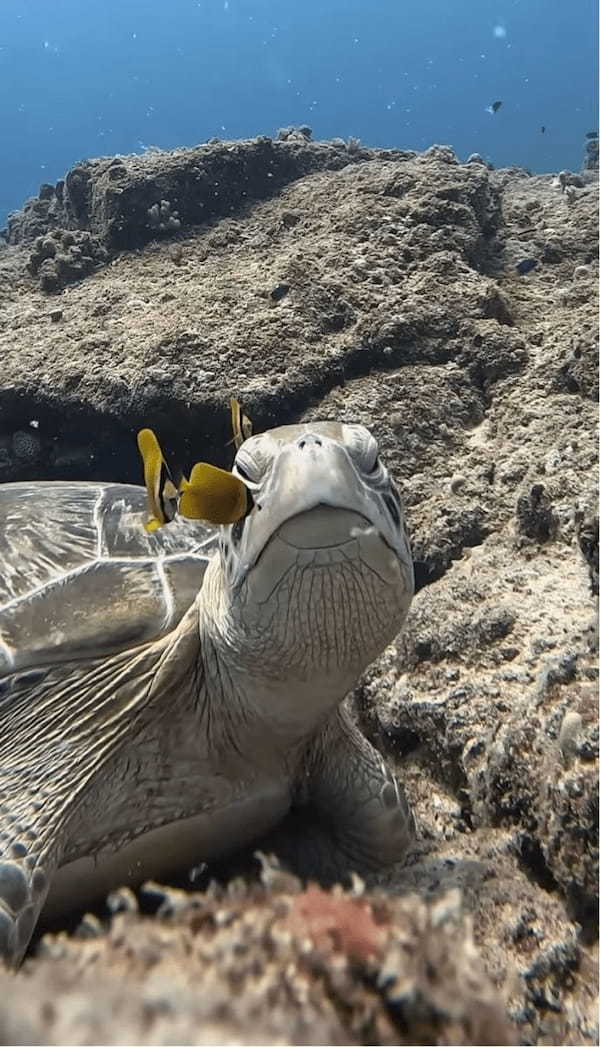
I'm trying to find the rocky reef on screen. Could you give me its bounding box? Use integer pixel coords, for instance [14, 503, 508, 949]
[1, 866, 515, 1046]
[0, 136, 597, 1045]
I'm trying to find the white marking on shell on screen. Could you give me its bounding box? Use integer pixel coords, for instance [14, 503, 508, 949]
[155, 559, 175, 629]
[191, 533, 220, 556]
[93, 491, 104, 559]
[0, 638, 14, 670]
[0, 555, 206, 614]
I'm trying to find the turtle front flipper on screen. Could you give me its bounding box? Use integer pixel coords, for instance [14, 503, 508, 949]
[262, 706, 415, 884]
[305, 705, 415, 875]
[0, 807, 59, 967]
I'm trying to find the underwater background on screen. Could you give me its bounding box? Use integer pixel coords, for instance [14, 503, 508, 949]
[0, 0, 597, 224]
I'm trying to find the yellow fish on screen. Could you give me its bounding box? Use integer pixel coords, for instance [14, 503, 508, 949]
[179, 462, 247, 525]
[137, 428, 248, 531]
[137, 428, 179, 532]
[230, 397, 253, 450]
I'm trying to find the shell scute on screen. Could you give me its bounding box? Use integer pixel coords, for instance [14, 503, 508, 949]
[0, 481, 217, 678]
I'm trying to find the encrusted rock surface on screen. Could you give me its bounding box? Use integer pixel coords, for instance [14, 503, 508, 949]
[4, 136, 415, 259]
[0, 870, 514, 1046]
[0, 138, 597, 1045]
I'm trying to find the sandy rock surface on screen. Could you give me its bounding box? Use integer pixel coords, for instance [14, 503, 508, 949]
[0, 138, 597, 1045]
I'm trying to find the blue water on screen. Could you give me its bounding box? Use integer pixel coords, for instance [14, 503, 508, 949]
[0, 0, 597, 225]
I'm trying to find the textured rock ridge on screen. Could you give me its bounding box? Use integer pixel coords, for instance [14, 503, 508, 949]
[0, 871, 515, 1046]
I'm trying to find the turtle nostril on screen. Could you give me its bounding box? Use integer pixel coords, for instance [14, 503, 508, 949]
[298, 435, 323, 450]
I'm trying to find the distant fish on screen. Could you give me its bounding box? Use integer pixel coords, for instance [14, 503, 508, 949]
[230, 397, 253, 451]
[541, 125, 546, 134]
[585, 131, 598, 139]
[485, 100, 503, 115]
[515, 258, 538, 275]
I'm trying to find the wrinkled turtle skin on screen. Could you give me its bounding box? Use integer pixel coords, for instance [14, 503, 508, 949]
[0, 422, 414, 965]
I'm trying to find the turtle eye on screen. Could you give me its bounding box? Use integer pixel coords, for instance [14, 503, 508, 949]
[343, 424, 383, 477]
[234, 453, 260, 484]
[235, 462, 253, 482]
[366, 454, 381, 475]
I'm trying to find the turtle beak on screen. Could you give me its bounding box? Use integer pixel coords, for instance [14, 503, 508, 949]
[230, 433, 411, 589]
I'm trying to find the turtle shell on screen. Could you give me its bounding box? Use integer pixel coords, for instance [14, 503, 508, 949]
[0, 481, 218, 678]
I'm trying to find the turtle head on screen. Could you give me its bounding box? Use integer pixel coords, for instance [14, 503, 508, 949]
[213, 421, 414, 696]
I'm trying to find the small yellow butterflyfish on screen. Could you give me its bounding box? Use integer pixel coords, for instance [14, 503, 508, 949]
[137, 428, 179, 532]
[178, 462, 247, 525]
[230, 397, 253, 451]
[137, 422, 249, 531]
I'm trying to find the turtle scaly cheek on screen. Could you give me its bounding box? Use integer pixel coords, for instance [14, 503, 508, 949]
[350, 522, 413, 588]
[227, 551, 409, 692]
[234, 506, 411, 637]
[240, 535, 295, 605]
[242, 532, 362, 606]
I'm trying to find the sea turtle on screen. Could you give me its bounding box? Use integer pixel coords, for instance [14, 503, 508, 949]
[0, 421, 414, 966]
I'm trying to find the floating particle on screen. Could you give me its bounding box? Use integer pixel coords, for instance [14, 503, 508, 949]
[485, 99, 503, 114]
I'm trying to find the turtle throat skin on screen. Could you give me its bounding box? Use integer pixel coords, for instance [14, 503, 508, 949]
[202, 423, 414, 726]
